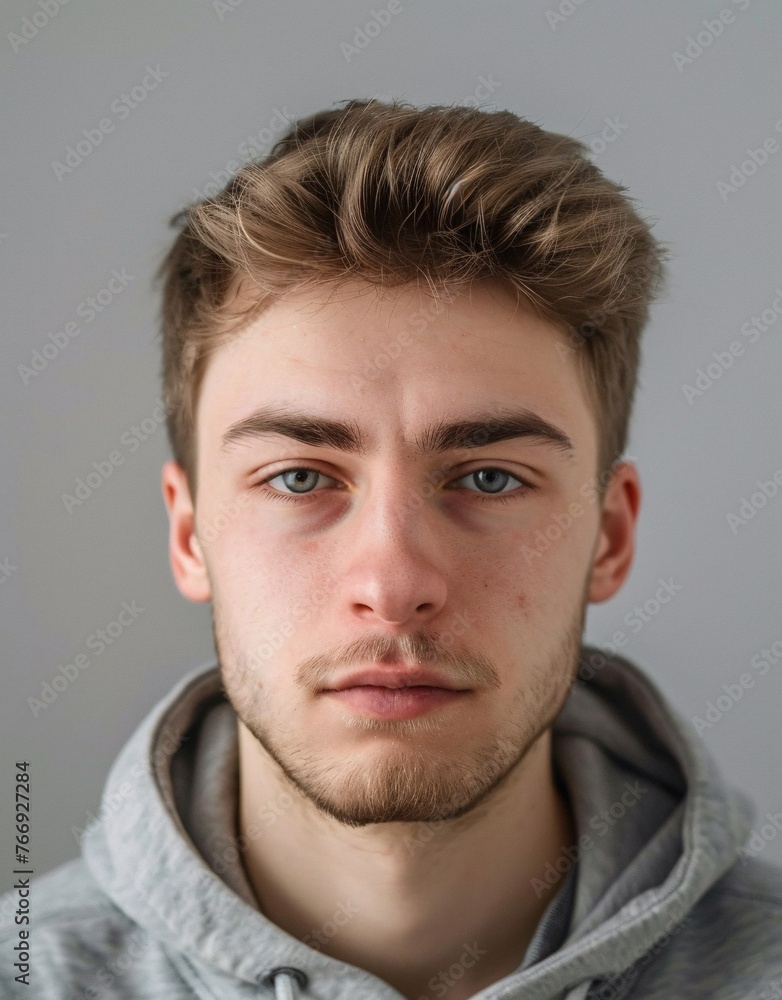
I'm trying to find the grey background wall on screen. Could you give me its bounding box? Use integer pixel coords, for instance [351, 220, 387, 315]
[2, 0, 781, 895]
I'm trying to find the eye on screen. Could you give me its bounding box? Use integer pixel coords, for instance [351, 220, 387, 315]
[452, 467, 536, 503]
[454, 469, 524, 493]
[260, 467, 340, 496]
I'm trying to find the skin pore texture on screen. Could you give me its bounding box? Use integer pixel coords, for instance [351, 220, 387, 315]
[162, 277, 641, 1000]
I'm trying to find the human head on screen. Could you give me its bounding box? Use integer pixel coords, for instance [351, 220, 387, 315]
[159, 98, 667, 827]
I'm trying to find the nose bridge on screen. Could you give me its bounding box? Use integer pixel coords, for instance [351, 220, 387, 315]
[353, 456, 437, 553]
[342, 457, 448, 624]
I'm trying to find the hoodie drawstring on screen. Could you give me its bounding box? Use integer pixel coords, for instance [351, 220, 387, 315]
[260, 968, 605, 1000]
[260, 966, 308, 999]
[565, 979, 594, 1000]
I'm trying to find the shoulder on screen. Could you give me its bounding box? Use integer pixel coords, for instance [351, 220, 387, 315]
[0, 858, 180, 999]
[624, 857, 782, 998]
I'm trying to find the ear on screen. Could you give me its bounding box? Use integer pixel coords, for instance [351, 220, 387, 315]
[161, 460, 212, 603]
[586, 460, 641, 604]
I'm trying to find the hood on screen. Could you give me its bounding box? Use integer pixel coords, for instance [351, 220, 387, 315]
[81, 645, 756, 1000]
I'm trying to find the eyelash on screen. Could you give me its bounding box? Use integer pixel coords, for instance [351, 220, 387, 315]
[250, 467, 536, 506]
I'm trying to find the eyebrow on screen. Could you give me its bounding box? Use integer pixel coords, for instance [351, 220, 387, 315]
[221, 405, 575, 459]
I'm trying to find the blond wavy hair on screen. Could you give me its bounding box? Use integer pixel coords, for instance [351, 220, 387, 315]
[156, 98, 668, 497]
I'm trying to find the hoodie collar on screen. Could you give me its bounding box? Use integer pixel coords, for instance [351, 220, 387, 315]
[82, 647, 756, 999]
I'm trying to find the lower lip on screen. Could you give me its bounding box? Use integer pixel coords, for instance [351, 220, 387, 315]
[322, 686, 470, 720]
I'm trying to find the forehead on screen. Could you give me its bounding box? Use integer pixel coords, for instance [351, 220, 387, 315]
[196, 278, 597, 467]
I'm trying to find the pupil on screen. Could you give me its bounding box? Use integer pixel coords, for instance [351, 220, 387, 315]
[477, 469, 508, 493]
[284, 470, 317, 493]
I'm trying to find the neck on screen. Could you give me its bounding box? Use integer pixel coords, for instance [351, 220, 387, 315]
[237, 721, 575, 1000]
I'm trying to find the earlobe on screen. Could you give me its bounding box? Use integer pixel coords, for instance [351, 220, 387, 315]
[586, 461, 641, 605]
[161, 460, 212, 603]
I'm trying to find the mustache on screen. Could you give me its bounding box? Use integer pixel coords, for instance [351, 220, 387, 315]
[295, 630, 500, 692]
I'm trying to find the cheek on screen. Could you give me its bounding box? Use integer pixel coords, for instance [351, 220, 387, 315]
[222, 520, 334, 611]
[498, 524, 588, 620]
[461, 543, 540, 628]
[204, 516, 283, 604]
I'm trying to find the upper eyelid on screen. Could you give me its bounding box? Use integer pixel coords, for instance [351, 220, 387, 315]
[448, 469, 528, 489]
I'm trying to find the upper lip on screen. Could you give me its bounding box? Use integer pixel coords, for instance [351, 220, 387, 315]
[323, 666, 469, 692]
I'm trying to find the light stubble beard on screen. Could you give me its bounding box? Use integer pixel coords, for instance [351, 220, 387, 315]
[213, 598, 586, 829]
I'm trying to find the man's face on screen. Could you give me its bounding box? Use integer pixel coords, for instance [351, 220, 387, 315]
[179, 278, 620, 827]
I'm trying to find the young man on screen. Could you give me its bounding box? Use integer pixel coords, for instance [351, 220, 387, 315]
[3, 98, 781, 999]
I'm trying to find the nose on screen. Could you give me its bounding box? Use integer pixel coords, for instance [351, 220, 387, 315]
[339, 478, 449, 629]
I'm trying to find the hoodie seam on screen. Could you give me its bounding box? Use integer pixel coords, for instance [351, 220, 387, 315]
[511, 843, 713, 991]
[564, 851, 736, 988]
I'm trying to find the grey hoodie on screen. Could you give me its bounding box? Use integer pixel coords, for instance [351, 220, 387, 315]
[2, 645, 781, 999]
